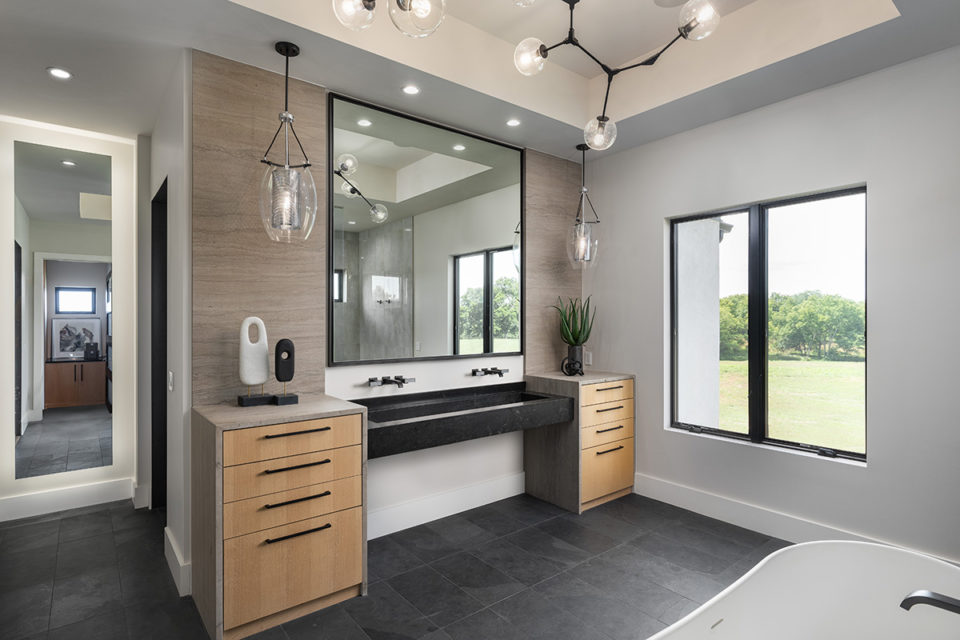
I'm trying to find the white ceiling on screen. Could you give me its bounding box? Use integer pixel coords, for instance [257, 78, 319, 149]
[15, 141, 112, 223]
[0, 0, 958, 163]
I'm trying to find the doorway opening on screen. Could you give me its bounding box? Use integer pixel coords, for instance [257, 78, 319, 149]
[151, 180, 168, 509]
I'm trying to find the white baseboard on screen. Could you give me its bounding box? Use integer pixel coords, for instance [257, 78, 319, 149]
[26, 408, 42, 423]
[368, 472, 525, 539]
[0, 478, 134, 522]
[634, 471, 877, 545]
[133, 483, 151, 510]
[165, 526, 192, 596]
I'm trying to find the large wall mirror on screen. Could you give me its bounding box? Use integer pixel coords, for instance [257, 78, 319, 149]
[328, 95, 523, 365]
[14, 142, 114, 478]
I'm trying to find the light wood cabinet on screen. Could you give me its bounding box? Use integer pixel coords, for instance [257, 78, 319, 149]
[525, 372, 636, 513]
[192, 396, 367, 640]
[44, 361, 105, 409]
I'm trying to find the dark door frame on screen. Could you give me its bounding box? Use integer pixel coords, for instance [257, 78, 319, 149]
[14, 241, 22, 438]
[151, 180, 168, 509]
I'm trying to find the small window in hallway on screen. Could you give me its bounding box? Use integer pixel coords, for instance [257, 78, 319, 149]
[55, 286, 96, 314]
[671, 188, 866, 460]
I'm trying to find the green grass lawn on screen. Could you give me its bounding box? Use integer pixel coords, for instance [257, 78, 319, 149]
[719, 360, 865, 454]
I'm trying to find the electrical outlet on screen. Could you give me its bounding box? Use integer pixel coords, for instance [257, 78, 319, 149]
[584, 350, 593, 366]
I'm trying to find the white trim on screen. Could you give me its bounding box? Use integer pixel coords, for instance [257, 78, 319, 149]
[165, 526, 192, 596]
[634, 471, 877, 546]
[0, 114, 136, 145]
[133, 482, 150, 510]
[368, 471, 525, 540]
[0, 477, 133, 522]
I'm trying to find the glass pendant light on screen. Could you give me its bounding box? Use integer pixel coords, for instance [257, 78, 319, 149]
[678, 0, 720, 40]
[389, 0, 446, 38]
[514, 37, 547, 76]
[584, 115, 617, 151]
[370, 203, 389, 224]
[568, 145, 599, 269]
[333, 0, 376, 30]
[258, 42, 317, 243]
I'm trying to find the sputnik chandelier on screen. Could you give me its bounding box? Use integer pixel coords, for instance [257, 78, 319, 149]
[334, 153, 390, 224]
[514, 0, 721, 150]
[333, 0, 446, 38]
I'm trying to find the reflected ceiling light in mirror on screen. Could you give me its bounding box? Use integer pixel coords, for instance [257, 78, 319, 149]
[332, 0, 376, 31]
[258, 42, 317, 243]
[61, 160, 77, 167]
[568, 144, 599, 269]
[357, 118, 372, 127]
[506, 118, 521, 127]
[348, 220, 357, 225]
[453, 144, 466, 151]
[370, 203, 389, 224]
[402, 84, 421, 95]
[513, 0, 720, 150]
[333, 155, 390, 224]
[516, 0, 538, 6]
[46, 67, 72, 80]
[333, 0, 445, 37]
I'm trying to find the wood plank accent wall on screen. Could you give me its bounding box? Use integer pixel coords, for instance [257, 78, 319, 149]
[523, 150, 583, 374]
[192, 52, 327, 405]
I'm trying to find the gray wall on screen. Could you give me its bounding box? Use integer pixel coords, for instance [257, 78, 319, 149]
[332, 230, 361, 361]
[357, 218, 413, 361]
[45, 260, 110, 358]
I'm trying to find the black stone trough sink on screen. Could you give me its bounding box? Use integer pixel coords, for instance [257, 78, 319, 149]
[353, 382, 573, 459]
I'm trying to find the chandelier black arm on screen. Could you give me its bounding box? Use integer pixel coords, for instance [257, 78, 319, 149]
[583, 192, 600, 224]
[288, 121, 311, 165]
[261, 121, 285, 164]
[613, 32, 683, 74]
[334, 170, 377, 210]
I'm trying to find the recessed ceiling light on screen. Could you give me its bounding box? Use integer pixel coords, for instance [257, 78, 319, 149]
[453, 144, 466, 151]
[506, 118, 521, 127]
[47, 67, 73, 80]
[402, 84, 420, 95]
[357, 119, 372, 127]
[61, 160, 76, 167]
[347, 220, 357, 225]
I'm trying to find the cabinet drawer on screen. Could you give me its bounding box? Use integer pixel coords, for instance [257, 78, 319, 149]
[223, 476, 362, 539]
[581, 379, 633, 407]
[580, 399, 634, 428]
[581, 438, 634, 503]
[223, 414, 362, 467]
[223, 446, 361, 503]
[223, 506, 362, 630]
[581, 419, 635, 450]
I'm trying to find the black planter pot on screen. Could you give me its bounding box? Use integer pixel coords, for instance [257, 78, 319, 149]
[561, 344, 584, 376]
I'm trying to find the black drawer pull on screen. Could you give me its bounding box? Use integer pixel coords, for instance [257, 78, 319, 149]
[265, 523, 332, 544]
[596, 385, 624, 392]
[264, 426, 332, 439]
[596, 425, 624, 434]
[597, 445, 624, 455]
[264, 490, 331, 510]
[596, 405, 624, 413]
[263, 459, 331, 474]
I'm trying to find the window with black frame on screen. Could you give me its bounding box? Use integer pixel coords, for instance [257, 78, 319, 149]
[671, 188, 866, 459]
[55, 286, 96, 314]
[454, 247, 521, 356]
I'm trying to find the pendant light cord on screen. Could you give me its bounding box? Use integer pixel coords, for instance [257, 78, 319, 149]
[261, 49, 311, 169]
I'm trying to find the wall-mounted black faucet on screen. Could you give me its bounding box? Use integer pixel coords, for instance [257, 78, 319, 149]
[369, 375, 416, 389]
[900, 590, 960, 615]
[480, 367, 509, 378]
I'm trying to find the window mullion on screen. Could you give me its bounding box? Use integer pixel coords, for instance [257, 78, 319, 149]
[483, 250, 493, 353]
[747, 205, 768, 443]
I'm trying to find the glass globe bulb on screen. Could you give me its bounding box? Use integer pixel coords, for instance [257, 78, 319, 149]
[370, 203, 389, 224]
[678, 0, 720, 40]
[584, 116, 617, 151]
[336, 153, 359, 176]
[568, 221, 599, 268]
[389, 0, 445, 38]
[514, 37, 547, 76]
[341, 178, 361, 198]
[333, 0, 376, 31]
[259, 166, 317, 243]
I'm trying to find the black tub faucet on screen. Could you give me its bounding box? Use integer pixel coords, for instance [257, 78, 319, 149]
[389, 375, 415, 389]
[482, 367, 509, 378]
[900, 590, 960, 615]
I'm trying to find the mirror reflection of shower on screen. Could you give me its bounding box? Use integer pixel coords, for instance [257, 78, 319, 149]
[13, 141, 114, 479]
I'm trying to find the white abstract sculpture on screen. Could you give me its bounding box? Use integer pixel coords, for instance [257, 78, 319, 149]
[239, 316, 269, 390]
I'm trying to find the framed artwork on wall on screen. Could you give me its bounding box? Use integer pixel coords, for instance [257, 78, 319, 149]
[52, 318, 101, 359]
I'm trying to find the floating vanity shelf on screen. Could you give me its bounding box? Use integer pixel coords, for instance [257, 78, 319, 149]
[191, 395, 368, 640]
[353, 382, 574, 459]
[524, 372, 637, 513]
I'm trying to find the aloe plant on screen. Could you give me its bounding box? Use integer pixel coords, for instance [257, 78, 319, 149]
[553, 296, 596, 346]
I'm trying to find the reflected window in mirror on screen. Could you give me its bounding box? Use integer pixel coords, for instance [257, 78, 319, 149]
[55, 286, 96, 314]
[329, 95, 523, 365]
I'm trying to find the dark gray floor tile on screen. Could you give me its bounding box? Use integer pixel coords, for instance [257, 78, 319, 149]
[0, 548, 57, 594]
[67, 438, 102, 454]
[470, 538, 566, 586]
[283, 603, 368, 639]
[489, 494, 566, 527]
[592, 497, 682, 532]
[47, 609, 127, 640]
[431, 552, 525, 606]
[247, 626, 289, 639]
[389, 523, 463, 564]
[443, 609, 522, 640]
[2, 520, 61, 555]
[367, 536, 425, 583]
[56, 533, 118, 578]
[66, 451, 105, 471]
[490, 589, 608, 640]
[505, 526, 591, 570]
[26, 462, 68, 477]
[630, 531, 732, 574]
[0, 581, 53, 640]
[599, 545, 726, 604]
[119, 554, 180, 607]
[426, 514, 497, 550]
[458, 503, 526, 538]
[421, 630, 453, 640]
[535, 517, 619, 556]
[387, 566, 483, 627]
[111, 507, 164, 537]
[655, 521, 754, 563]
[123, 598, 208, 640]
[561, 508, 646, 543]
[658, 596, 701, 626]
[343, 581, 438, 640]
[49, 565, 122, 629]
[714, 538, 792, 585]
[59, 512, 114, 543]
[571, 557, 685, 620]
[679, 511, 771, 548]
[534, 572, 667, 640]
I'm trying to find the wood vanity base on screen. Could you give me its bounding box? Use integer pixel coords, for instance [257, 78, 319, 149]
[223, 585, 361, 640]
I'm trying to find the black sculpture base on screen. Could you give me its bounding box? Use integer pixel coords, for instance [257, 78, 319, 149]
[238, 394, 273, 407]
[272, 394, 299, 406]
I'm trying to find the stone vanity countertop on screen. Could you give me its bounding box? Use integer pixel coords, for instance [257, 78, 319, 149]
[193, 393, 366, 430]
[525, 370, 635, 384]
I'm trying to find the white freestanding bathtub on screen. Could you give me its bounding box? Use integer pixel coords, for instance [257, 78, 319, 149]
[649, 541, 960, 640]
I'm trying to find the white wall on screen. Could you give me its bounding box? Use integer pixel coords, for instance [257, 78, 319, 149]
[584, 45, 960, 562]
[149, 51, 193, 595]
[29, 219, 111, 257]
[135, 134, 151, 509]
